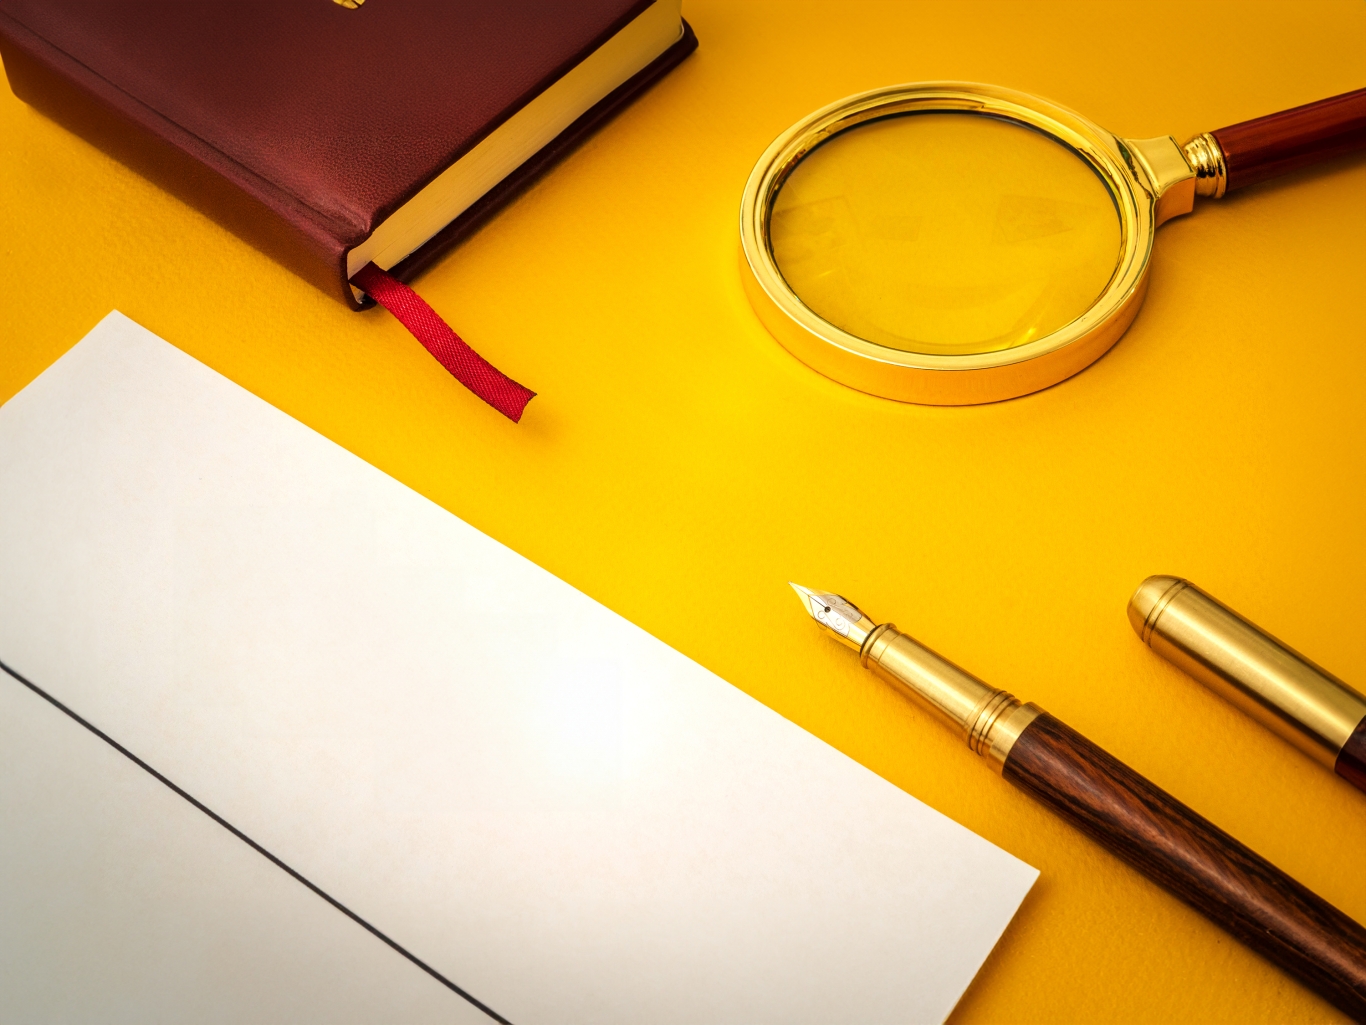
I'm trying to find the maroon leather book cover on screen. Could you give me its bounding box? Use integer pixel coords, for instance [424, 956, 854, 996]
[0, 1, 696, 308]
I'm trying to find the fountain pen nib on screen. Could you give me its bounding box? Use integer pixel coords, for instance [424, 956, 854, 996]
[790, 583, 876, 650]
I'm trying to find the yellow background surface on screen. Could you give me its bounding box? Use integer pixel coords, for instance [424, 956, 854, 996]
[3, 2, 1364, 1021]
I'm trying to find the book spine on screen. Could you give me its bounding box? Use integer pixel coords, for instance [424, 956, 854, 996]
[0, 12, 359, 307]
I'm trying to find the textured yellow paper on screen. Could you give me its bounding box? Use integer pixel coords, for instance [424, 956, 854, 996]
[772, 113, 1120, 354]
[2, 1, 1363, 1021]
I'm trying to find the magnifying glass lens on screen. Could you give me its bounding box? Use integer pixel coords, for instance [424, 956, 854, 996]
[770, 113, 1122, 356]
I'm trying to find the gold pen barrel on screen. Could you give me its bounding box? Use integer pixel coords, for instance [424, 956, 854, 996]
[1130, 576, 1366, 772]
[861, 623, 1041, 769]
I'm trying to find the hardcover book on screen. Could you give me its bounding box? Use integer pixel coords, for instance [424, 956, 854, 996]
[0, 0, 695, 308]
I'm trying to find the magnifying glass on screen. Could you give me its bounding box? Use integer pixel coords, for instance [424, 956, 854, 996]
[741, 83, 1366, 404]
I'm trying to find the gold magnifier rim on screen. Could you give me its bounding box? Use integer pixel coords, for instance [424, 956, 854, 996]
[740, 82, 1157, 405]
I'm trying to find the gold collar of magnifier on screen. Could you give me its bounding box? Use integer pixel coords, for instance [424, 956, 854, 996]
[739, 82, 1198, 405]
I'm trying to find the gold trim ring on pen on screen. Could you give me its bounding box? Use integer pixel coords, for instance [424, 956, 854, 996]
[739, 82, 1158, 406]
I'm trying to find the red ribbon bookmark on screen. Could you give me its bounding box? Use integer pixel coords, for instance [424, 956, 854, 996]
[351, 263, 536, 423]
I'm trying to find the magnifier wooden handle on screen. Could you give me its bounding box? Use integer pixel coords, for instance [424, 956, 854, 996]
[1005, 713, 1366, 1020]
[1210, 86, 1366, 192]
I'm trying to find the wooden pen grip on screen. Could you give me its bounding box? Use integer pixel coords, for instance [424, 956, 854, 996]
[1337, 718, 1366, 796]
[1211, 87, 1366, 192]
[1003, 712, 1366, 1020]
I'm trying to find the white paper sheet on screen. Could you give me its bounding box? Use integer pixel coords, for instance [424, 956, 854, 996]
[0, 661, 484, 1025]
[0, 312, 1037, 1024]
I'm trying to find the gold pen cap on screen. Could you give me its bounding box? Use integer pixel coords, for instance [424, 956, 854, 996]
[1129, 576, 1366, 778]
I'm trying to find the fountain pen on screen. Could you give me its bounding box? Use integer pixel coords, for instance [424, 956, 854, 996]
[791, 584, 1366, 1020]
